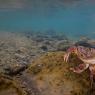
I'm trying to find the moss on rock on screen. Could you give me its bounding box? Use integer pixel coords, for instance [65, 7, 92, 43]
[27, 51, 91, 95]
[0, 74, 27, 95]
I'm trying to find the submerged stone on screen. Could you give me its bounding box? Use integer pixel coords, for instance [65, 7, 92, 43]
[27, 52, 92, 95]
[0, 74, 27, 95]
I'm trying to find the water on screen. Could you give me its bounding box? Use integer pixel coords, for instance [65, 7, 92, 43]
[0, 0, 95, 39]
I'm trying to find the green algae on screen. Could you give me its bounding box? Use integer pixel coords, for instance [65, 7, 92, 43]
[27, 51, 92, 95]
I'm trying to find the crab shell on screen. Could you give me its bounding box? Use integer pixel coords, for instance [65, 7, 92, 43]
[64, 46, 95, 82]
[64, 46, 95, 64]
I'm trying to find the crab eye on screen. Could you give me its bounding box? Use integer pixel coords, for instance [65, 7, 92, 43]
[68, 46, 76, 52]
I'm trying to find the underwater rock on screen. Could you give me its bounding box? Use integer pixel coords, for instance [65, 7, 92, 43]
[40, 45, 48, 51]
[4, 64, 28, 76]
[88, 40, 95, 46]
[75, 40, 95, 48]
[27, 51, 92, 95]
[0, 74, 27, 95]
[56, 40, 73, 51]
[15, 72, 41, 95]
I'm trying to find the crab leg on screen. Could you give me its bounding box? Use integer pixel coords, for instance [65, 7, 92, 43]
[90, 73, 93, 89]
[89, 65, 95, 88]
[64, 52, 70, 62]
[70, 64, 89, 74]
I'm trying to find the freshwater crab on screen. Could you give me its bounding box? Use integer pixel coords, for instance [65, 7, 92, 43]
[64, 45, 95, 85]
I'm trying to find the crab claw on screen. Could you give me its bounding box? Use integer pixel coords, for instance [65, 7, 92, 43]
[64, 46, 77, 62]
[64, 52, 70, 62]
[70, 64, 89, 74]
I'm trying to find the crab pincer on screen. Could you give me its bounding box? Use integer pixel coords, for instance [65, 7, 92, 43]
[64, 46, 77, 62]
[64, 52, 70, 62]
[70, 64, 89, 74]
